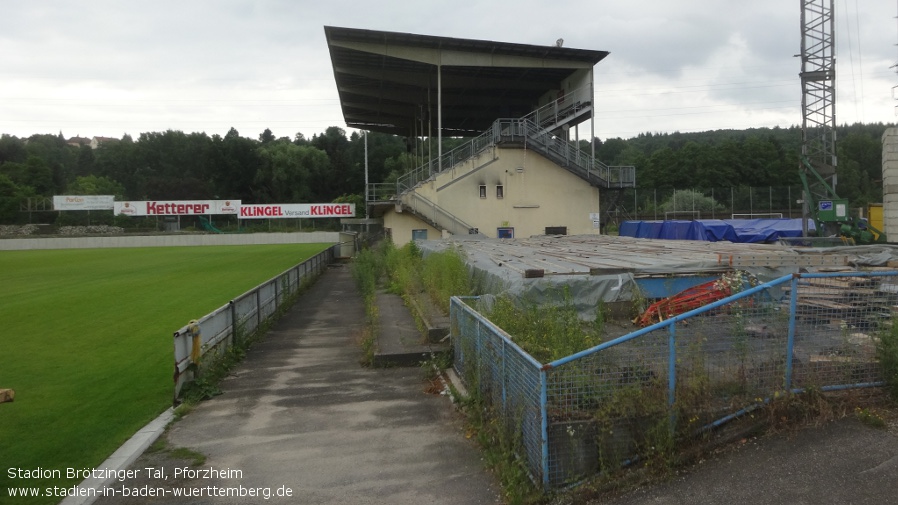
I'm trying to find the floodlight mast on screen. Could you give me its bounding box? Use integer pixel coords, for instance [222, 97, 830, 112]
[799, 0, 837, 237]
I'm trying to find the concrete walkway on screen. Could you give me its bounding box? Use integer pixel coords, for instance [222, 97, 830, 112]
[590, 416, 898, 505]
[373, 292, 449, 367]
[94, 264, 499, 504]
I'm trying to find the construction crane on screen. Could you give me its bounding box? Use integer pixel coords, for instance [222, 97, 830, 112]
[798, 0, 885, 244]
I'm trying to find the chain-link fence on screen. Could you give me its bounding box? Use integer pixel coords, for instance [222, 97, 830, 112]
[450, 301, 545, 481]
[603, 186, 808, 225]
[451, 271, 898, 489]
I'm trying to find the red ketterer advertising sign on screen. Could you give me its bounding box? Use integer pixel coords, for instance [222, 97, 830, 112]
[114, 200, 240, 216]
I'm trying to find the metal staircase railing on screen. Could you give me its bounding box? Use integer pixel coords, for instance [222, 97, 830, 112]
[396, 128, 497, 194]
[521, 85, 593, 134]
[399, 192, 478, 237]
[370, 103, 636, 235]
[493, 118, 635, 188]
[367, 182, 398, 202]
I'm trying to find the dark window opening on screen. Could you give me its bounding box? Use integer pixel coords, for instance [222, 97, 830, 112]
[497, 227, 514, 239]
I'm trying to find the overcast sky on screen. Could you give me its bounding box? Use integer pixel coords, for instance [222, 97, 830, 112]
[1, 1, 895, 143]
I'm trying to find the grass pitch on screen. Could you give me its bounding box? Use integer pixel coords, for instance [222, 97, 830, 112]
[0, 244, 329, 503]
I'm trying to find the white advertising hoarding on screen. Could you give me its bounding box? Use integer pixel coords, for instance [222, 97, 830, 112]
[53, 195, 115, 210]
[239, 203, 355, 219]
[114, 200, 241, 216]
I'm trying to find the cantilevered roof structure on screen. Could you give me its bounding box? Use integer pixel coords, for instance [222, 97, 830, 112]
[324, 26, 609, 137]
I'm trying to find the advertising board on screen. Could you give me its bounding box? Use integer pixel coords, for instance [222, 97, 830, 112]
[239, 203, 355, 219]
[53, 195, 115, 211]
[113, 200, 240, 216]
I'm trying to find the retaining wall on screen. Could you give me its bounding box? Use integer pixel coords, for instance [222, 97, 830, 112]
[0, 231, 343, 250]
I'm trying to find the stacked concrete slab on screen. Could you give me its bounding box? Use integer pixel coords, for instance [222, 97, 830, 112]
[883, 127, 898, 240]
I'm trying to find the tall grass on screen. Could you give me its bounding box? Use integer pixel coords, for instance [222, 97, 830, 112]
[486, 288, 605, 363]
[383, 241, 422, 296]
[0, 244, 328, 505]
[878, 316, 898, 401]
[382, 241, 473, 313]
[421, 247, 471, 313]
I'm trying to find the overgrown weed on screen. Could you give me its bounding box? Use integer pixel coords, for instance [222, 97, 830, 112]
[877, 315, 898, 401]
[421, 246, 472, 313]
[486, 288, 604, 363]
[455, 390, 543, 505]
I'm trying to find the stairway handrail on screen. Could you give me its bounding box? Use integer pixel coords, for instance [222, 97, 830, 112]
[521, 85, 592, 131]
[493, 118, 635, 187]
[396, 127, 497, 194]
[390, 114, 636, 202]
[402, 192, 477, 236]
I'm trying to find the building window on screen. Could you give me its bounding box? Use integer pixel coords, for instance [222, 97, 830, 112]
[497, 227, 514, 239]
[496, 185, 504, 199]
[479, 185, 487, 199]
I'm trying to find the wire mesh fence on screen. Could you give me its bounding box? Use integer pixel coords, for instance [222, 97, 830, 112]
[450, 271, 898, 489]
[451, 298, 545, 483]
[603, 186, 807, 225]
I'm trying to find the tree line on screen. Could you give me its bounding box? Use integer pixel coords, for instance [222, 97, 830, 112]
[595, 122, 891, 208]
[0, 121, 892, 225]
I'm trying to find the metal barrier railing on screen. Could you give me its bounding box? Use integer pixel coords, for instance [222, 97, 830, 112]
[492, 118, 635, 188]
[172, 245, 336, 400]
[521, 85, 593, 133]
[367, 182, 398, 202]
[389, 113, 636, 201]
[401, 192, 477, 237]
[396, 129, 497, 194]
[451, 271, 898, 488]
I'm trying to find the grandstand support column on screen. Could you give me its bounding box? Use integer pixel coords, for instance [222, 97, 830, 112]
[437, 60, 443, 174]
[591, 67, 598, 230]
[590, 67, 596, 167]
[364, 130, 369, 220]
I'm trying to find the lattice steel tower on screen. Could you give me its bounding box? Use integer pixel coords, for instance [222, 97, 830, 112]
[799, 0, 837, 235]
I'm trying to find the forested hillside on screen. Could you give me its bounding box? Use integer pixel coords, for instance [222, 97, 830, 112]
[0, 122, 893, 225]
[596, 122, 892, 208]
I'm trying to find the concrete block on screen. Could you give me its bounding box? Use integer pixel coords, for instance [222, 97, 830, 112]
[0, 389, 14, 403]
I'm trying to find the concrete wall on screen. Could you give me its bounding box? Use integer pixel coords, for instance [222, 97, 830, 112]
[883, 127, 898, 240]
[383, 209, 442, 245]
[437, 148, 600, 238]
[0, 231, 342, 250]
[384, 147, 601, 246]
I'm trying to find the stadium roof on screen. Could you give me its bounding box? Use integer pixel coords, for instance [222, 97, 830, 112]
[324, 26, 609, 136]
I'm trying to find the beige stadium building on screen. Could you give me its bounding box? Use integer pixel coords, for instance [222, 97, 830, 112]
[325, 27, 635, 245]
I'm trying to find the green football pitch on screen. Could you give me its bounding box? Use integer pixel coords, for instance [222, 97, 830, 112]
[0, 243, 330, 503]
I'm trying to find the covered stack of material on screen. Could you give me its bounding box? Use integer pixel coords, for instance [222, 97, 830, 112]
[619, 218, 814, 243]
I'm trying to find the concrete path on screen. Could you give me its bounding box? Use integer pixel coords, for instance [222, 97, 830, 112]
[94, 264, 500, 504]
[373, 292, 449, 367]
[586, 416, 898, 505]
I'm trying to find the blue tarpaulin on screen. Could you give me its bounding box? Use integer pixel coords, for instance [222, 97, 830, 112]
[618, 219, 814, 243]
